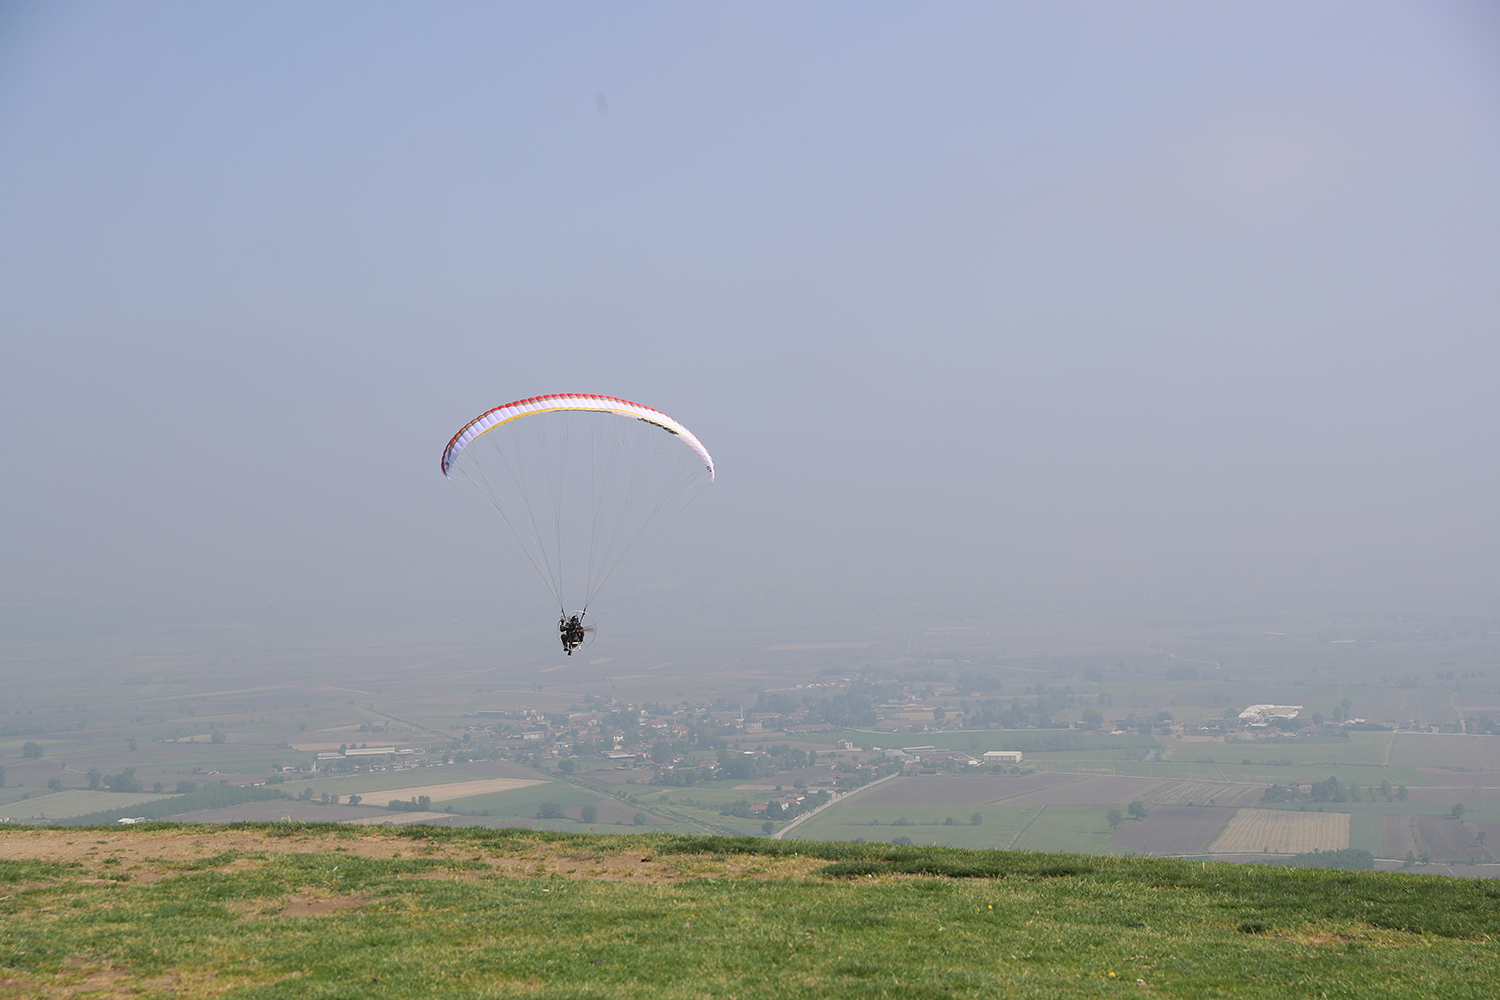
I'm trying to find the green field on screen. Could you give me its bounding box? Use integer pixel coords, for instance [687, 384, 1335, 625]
[0, 789, 174, 820]
[444, 783, 599, 818]
[1210, 733, 1394, 767]
[791, 803, 1132, 855]
[0, 824, 1496, 999]
[1030, 759, 1431, 787]
[792, 803, 1045, 849]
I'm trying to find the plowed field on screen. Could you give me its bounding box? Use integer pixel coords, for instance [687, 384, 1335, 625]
[1142, 780, 1266, 808]
[1414, 815, 1495, 863]
[1109, 805, 1236, 855]
[1209, 809, 1349, 854]
[1380, 815, 1418, 859]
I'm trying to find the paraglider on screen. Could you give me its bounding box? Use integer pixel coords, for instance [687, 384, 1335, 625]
[441, 394, 714, 654]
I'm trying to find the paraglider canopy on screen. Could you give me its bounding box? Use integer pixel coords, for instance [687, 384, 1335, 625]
[441, 393, 714, 618]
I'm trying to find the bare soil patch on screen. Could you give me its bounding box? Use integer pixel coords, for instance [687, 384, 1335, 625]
[0, 828, 828, 887]
[276, 890, 371, 916]
[354, 777, 548, 804]
[1109, 805, 1236, 855]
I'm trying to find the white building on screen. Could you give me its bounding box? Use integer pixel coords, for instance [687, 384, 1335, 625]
[1238, 705, 1302, 726]
[983, 750, 1023, 763]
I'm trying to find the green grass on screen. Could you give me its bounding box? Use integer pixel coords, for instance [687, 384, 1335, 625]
[0, 824, 1497, 998]
[1215, 733, 1393, 767]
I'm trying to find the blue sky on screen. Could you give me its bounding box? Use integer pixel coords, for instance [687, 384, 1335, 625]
[2, 2, 1497, 631]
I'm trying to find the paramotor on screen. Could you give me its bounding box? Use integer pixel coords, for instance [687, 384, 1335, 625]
[441, 394, 714, 652]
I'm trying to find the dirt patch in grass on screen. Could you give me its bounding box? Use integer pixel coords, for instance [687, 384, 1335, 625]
[277, 890, 372, 916]
[0, 960, 248, 999]
[0, 829, 831, 887]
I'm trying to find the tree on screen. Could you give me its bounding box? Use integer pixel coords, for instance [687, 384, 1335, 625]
[1380, 779, 1393, 801]
[580, 804, 598, 824]
[347, 794, 362, 807]
[718, 755, 755, 780]
[762, 821, 775, 835]
[537, 801, 565, 819]
[0, 765, 5, 788]
[971, 813, 983, 826]
[1397, 785, 1409, 801]
[1477, 831, 1487, 846]
[557, 758, 576, 774]
[1451, 803, 1466, 821]
[47, 778, 63, 792]
[211, 731, 227, 744]
[128, 739, 138, 751]
[176, 780, 198, 794]
[1128, 799, 1149, 821]
[1106, 807, 1125, 832]
[21, 742, 43, 760]
[87, 767, 103, 790]
[633, 811, 647, 826]
[104, 768, 143, 793]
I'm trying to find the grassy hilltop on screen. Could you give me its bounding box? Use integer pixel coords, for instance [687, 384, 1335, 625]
[1, 824, 1496, 999]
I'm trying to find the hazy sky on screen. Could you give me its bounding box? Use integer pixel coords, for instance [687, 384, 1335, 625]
[2, 2, 1497, 632]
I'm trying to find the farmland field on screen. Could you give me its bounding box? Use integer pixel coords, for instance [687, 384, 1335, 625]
[1477, 737, 1500, 770]
[1033, 760, 1431, 789]
[442, 783, 606, 819]
[1381, 815, 1419, 859]
[1109, 805, 1236, 855]
[841, 774, 1075, 806]
[1141, 780, 1266, 808]
[1390, 734, 1481, 770]
[1210, 809, 1350, 854]
[1213, 734, 1392, 767]
[1401, 783, 1500, 804]
[0, 789, 173, 821]
[348, 777, 547, 804]
[1007, 804, 1128, 854]
[789, 803, 1043, 849]
[998, 775, 1163, 805]
[1413, 815, 1494, 863]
